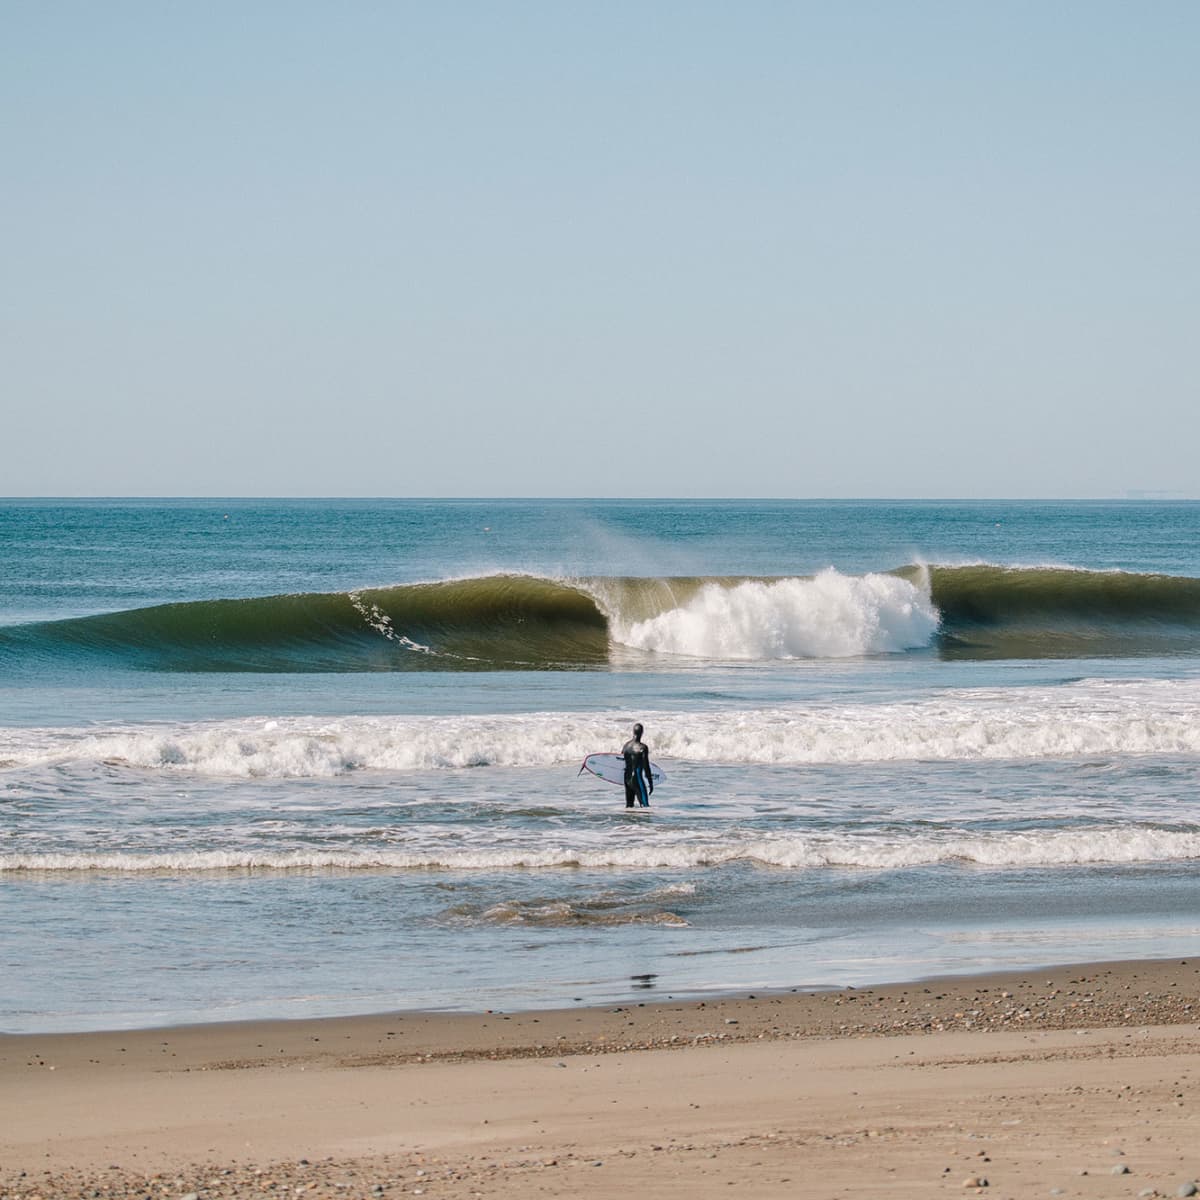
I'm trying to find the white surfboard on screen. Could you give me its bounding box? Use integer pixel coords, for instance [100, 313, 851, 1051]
[578, 753, 665, 786]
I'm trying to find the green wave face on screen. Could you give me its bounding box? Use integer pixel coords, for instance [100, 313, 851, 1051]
[0, 576, 611, 672]
[3, 567, 1200, 672]
[926, 565, 1200, 659]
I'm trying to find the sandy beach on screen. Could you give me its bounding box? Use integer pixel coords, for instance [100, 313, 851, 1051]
[4, 958, 1200, 1198]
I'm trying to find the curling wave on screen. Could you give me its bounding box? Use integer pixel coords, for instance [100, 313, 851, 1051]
[2, 564, 1200, 672]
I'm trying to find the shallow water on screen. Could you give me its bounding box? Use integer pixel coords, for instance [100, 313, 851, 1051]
[3, 498, 1199, 1031]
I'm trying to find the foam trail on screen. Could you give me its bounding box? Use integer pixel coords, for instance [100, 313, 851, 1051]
[612, 570, 938, 659]
[5, 827, 1200, 873]
[7, 679, 1200, 778]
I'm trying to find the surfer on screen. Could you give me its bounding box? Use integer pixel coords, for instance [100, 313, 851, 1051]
[621, 723, 654, 808]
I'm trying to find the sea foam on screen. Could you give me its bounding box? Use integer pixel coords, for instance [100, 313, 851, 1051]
[5, 678, 1200, 778]
[610, 570, 938, 659]
[5, 826, 1200, 874]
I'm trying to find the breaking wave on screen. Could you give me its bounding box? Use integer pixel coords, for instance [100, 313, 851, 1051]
[2, 564, 1200, 672]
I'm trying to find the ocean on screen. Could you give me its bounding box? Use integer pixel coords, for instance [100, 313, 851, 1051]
[3, 498, 1200, 1034]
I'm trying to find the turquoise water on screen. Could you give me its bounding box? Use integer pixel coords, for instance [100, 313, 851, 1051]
[3, 499, 1200, 1032]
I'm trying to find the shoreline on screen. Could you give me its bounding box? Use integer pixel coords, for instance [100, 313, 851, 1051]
[4, 953, 1200, 1055]
[5, 955, 1200, 1197]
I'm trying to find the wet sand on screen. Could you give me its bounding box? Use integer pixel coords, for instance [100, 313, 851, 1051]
[4, 958, 1200, 1198]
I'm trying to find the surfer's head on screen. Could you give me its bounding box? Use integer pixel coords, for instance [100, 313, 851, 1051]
[633, 723, 643, 739]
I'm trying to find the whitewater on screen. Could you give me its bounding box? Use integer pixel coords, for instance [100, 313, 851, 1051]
[4, 497, 1200, 1033]
[6, 677, 1200, 777]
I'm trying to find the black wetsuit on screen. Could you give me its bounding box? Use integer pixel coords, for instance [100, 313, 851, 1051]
[621, 738, 653, 808]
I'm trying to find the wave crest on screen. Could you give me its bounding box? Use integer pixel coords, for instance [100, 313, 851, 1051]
[4, 564, 1200, 672]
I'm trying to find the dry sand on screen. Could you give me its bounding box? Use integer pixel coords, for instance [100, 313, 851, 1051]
[4, 958, 1200, 1198]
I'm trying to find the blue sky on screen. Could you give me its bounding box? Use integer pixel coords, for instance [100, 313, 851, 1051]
[4, 2, 1197, 497]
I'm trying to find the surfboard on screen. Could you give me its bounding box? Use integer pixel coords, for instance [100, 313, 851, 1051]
[578, 753, 665, 786]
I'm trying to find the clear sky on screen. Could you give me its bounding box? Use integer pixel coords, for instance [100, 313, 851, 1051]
[3, 1, 1197, 497]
